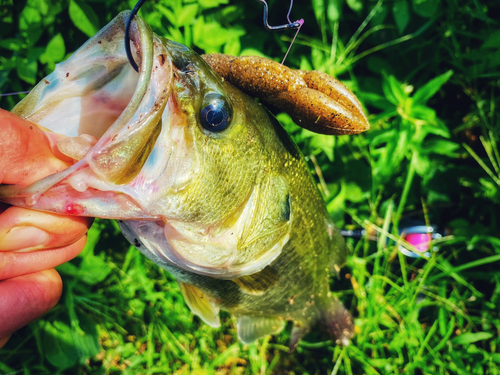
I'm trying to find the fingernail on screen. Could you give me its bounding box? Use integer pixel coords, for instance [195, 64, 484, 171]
[37, 269, 62, 284]
[0, 227, 49, 252]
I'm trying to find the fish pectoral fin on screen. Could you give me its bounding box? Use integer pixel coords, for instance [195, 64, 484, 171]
[178, 282, 220, 328]
[289, 324, 311, 352]
[236, 315, 286, 344]
[232, 266, 279, 295]
[236, 174, 291, 265]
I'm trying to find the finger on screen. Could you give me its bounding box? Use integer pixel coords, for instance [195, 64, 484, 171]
[0, 235, 86, 280]
[0, 269, 62, 339]
[0, 206, 92, 252]
[0, 109, 71, 186]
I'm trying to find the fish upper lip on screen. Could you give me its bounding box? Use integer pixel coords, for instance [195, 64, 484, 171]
[0, 12, 184, 219]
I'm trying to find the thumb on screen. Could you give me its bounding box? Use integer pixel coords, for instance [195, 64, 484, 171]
[0, 109, 71, 186]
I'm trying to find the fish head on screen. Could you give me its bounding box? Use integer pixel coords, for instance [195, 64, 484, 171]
[1, 12, 292, 278]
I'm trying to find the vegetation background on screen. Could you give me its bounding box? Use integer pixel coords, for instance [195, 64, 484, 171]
[1, 0, 500, 373]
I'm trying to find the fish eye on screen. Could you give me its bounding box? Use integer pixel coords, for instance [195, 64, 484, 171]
[200, 94, 231, 132]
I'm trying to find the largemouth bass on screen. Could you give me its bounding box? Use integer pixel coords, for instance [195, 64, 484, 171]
[0, 12, 365, 347]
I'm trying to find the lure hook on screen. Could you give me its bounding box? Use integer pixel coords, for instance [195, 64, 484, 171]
[254, 0, 303, 31]
[254, 0, 304, 64]
[125, 0, 148, 72]
[125, 0, 303, 70]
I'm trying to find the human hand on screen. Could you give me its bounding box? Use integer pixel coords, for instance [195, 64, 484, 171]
[0, 109, 92, 348]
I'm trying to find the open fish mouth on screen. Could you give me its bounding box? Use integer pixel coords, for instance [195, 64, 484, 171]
[1, 12, 186, 220]
[0, 11, 357, 344]
[0, 12, 292, 279]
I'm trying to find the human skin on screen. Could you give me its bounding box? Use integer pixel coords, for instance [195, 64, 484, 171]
[0, 109, 92, 349]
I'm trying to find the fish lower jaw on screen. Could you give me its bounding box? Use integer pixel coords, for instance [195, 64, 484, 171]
[67, 171, 90, 193]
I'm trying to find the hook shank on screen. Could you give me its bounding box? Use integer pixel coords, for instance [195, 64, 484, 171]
[125, 0, 148, 72]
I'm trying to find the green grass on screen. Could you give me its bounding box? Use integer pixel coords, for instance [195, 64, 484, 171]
[1, 0, 500, 373]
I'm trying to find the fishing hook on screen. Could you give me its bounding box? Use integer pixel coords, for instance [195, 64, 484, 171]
[124, 0, 303, 70]
[125, 0, 148, 72]
[254, 0, 303, 31]
[254, 0, 304, 64]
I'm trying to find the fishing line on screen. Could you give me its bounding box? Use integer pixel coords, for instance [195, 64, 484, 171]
[280, 20, 303, 65]
[254, 0, 304, 65]
[125, 0, 148, 73]
[0, 91, 31, 97]
[0, 3, 146, 97]
[1, 0, 303, 96]
[124, 0, 304, 70]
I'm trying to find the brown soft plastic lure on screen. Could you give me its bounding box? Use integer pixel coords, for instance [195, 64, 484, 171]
[202, 54, 370, 135]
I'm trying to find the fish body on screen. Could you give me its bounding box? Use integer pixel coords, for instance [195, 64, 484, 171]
[0, 12, 357, 346]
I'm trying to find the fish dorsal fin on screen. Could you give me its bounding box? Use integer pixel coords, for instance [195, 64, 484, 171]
[236, 315, 286, 343]
[232, 266, 279, 295]
[178, 282, 220, 328]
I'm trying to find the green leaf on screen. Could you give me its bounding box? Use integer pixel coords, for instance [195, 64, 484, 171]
[311, 47, 326, 71]
[158, 4, 177, 26]
[412, 0, 440, 18]
[310, 134, 335, 162]
[199, 0, 229, 9]
[327, 0, 343, 23]
[371, 3, 389, 25]
[311, 0, 326, 26]
[240, 48, 267, 57]
[129, 299, 146, 317]
[177, 4, 198, 27]
[393, 1, 410, 34]
[367, 56, 395, 75]
[342, 180, 367, 202]
[346, 0, 363, 13]
[370, 128, 409, 183]
[382, 75, 406, 105]
[0, 69, 10, 89]
[413, 152, 431, 175]
[19, 4, 43, 46]
[422, 139, 460, 156]
[410, 104, 437, 124]
[194, 21, 244, 52]
[39, 33, 65, 67]
[78, 255, 112, 285]
[0, 38, 23, 51]
[492, 353, 500, 364]
[358, 92, 392, 110]
[56, 255, 111, 286]
[16, 48, 44, 85]
[80, 220, 103, 257]
[69, 0, 99, 37]
[42, 317, 101, 370]
[300, 56, 313, 71]
[19, 5, 41, 28]
[451, 332, 494, 345]
[481, 30, 500, 49]
[470, 235, 500, 252]
[223, 38, 240, 55]
[43, 321, 79, 369]
[412, 70, 453, 104]
[277, 112, 302, 136]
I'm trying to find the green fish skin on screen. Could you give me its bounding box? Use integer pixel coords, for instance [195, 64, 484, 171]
[0, 12, 354, 347]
